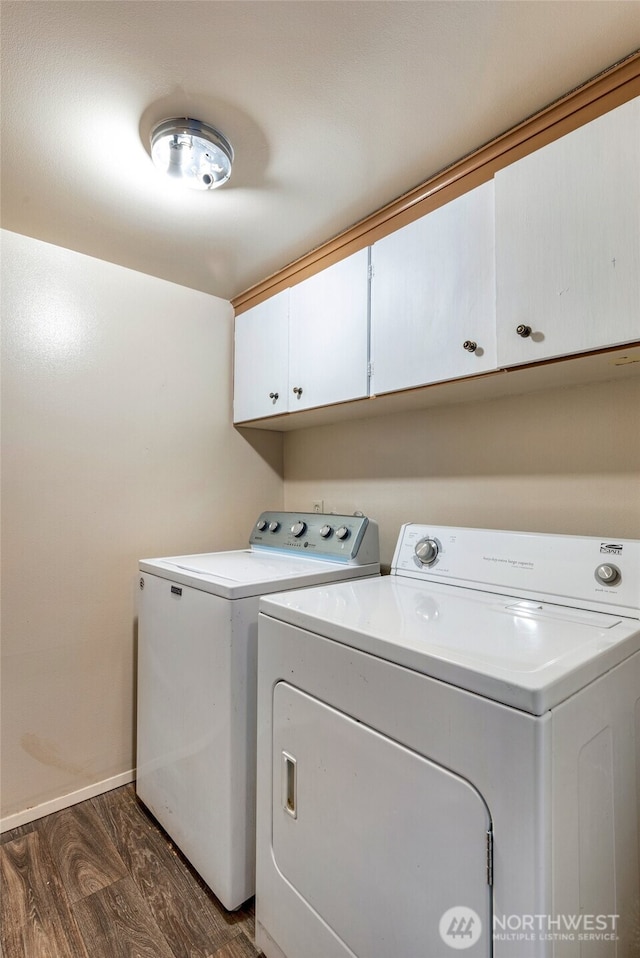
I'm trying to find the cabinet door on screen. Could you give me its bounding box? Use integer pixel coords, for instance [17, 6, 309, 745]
[370, 181, 497, 396]
[496, 96, 640, 366]
[233, 289, 289, 422]
[288, 247, 370, 412]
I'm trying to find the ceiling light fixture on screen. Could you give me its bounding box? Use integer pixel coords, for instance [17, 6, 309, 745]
[150, 118, 233, 190]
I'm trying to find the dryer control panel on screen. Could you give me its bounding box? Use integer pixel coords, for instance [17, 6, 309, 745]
[250, 512, 379, 565]
[392, 524, 640, 619]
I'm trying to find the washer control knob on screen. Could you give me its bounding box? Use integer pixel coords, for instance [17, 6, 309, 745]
[291, 520, 307, 538]
[414, 537, 439, 566]
[335, 526, 350, 541]
[595, 563, 621, 586]
[256, 519, 267, 531]
[320, 524, 333, 538]
[268, 520, 280, 533]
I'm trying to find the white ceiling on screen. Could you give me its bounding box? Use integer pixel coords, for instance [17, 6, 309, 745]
[2, 1, 640, 302]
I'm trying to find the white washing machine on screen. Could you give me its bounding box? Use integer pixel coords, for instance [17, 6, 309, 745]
[255, 524, 640, 958]
[136, 511, 379, 911]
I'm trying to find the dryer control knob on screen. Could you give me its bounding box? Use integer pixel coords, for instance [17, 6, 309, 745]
[595, 563, 621, 586]
[268, 521, 280, 533]
[335, 526, 350, 541]
[415, 537, 439, 566]
[291, 520, 307, 538]
[320, 524, 333, 538]
[256, 519, 267, 531]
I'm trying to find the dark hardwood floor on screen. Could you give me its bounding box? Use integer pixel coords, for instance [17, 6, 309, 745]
[0, 784, 261, 958]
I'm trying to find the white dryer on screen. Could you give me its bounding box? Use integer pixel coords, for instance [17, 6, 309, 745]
[136, 511, 379, 911]
[255, 524, 640, 958]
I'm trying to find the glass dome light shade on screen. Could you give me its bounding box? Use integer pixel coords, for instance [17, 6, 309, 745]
[150, 118, 233, 190]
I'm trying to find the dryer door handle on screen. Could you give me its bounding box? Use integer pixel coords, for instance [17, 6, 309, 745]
[282, 751, 297, 819]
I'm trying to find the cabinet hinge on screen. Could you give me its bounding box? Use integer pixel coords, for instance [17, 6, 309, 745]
[486, 829, 494, 887]
[368, 263, 374, 280]
[367, 361, 374, 379]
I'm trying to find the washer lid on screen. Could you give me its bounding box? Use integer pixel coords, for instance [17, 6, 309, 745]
[259, 576, 640, 714]
[139, 550, 379, 599]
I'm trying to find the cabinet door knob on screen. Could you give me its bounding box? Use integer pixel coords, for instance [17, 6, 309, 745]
[269, 392, 279, 400]
[292, 386, 303, 397]
[463, 340, 477, 353]
[516, 324, 532, 338]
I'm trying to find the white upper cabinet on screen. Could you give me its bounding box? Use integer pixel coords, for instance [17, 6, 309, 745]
[233, 248, 369, 422]
[234, 96, 640, 429]
[370, 180, 497, 396]
[496, 96, 640, 367]
[288, 247, 370, 412]
[233, 289, 289, 423]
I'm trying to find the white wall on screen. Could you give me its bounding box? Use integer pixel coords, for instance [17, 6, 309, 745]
[1, 231, 283, 824]
[283, 379, 640, 568]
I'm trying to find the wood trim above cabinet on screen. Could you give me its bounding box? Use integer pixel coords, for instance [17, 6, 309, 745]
[232, 50, 640, 315]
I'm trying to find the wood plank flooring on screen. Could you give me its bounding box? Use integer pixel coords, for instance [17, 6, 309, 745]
[0, 784, 261, 958]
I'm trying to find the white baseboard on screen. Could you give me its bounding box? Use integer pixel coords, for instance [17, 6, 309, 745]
[0, 769, 136, 833]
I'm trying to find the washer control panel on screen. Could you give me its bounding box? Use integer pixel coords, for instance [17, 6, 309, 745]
[250, 512, 379, 564]
[392, 524, 640, 618]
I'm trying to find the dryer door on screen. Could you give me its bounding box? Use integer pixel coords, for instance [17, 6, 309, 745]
[271, 682, 492, 958]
